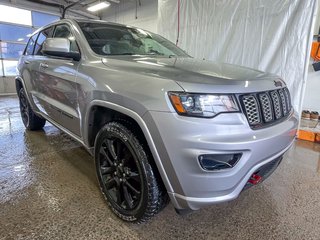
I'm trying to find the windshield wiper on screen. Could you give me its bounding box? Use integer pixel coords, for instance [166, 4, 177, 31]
[148, 50, 165, 55]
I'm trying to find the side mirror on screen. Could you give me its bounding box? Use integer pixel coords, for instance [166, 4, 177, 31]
[42, 38, 81, 61]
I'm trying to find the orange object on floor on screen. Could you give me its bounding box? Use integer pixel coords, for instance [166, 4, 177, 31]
[315, 133, 320, 143]
[311, 42, 320, 61]
[297, 130, 316, 142]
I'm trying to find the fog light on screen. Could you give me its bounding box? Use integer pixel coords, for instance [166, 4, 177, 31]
[198, 153, 242, 171]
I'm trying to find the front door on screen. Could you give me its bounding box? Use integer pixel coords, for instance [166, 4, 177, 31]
[32, 24, 81, 136]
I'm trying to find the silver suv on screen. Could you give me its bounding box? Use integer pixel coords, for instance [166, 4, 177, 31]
[16, 19, 298, 222]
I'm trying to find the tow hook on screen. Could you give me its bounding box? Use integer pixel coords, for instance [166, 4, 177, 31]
[248, 174, 262, 185]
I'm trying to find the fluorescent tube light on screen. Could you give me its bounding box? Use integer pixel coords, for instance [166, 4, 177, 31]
[87, 1, 110, 12]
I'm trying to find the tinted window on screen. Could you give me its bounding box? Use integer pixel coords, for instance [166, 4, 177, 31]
[25, 33, 38, 55]
[53, 24, 72, 38]
[34, 27, 54, 55]
[77, 21, 189, 57]
[53, 24, 79, 53]
[0, 23, 34, 43]
[32, 11, 59, 28]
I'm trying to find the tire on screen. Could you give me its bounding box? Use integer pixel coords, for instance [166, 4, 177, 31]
[94, 122, 167, 223]
[18, 88, 46, 130]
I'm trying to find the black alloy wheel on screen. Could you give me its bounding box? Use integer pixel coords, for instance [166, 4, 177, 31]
[98, 136, 143, 211]
[19, 88, 30, 126]
[94, 122, 168, 222]
[18, 88, 46, 130]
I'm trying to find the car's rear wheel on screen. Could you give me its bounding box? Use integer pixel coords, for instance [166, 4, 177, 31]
[94, 122, 167, 222]
[18, 88, 46, 130]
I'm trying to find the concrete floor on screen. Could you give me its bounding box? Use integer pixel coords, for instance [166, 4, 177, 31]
[1, 96, 320, 240]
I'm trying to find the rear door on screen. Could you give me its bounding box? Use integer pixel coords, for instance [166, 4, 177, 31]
[17, 33, 40, 111]
[33, 24, 81, 136]
[28, 27, 59, 120]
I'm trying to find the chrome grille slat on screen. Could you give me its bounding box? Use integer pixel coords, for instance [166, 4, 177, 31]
[241, 95, 260, 125]
[270, 90, 282, 119]
[240, 87, 292, 129]
[258, 93, 273, 122]
[278, 89, 287, 115]
[283, 88, 291, 112]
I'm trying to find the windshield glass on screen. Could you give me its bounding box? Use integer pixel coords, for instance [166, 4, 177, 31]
[77, 21, 189, 57]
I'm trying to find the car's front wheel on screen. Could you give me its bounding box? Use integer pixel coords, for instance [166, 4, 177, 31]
[18, 88, 46, 130]
[94, 122, 167, 222]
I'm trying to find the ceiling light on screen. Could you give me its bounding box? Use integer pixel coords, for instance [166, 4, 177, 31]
[87, 1, 110, 12]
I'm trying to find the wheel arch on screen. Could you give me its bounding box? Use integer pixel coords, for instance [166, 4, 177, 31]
[15, 76, 24, 94]
[84, 100, 174, 193]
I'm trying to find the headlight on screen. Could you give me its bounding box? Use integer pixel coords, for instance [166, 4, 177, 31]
[168, 92, 239, 118]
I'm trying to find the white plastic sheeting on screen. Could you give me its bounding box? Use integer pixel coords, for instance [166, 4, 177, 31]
[158, 0, 317, 112]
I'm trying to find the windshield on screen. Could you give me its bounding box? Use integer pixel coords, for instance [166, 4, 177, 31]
[77, 21, 189, 57]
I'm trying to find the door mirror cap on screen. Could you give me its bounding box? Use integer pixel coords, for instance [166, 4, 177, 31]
[42, 38, 80, 61]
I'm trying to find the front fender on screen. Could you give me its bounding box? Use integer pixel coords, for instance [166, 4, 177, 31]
[83, 100, 175, 194]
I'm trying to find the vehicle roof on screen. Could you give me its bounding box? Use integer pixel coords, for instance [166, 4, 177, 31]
[74, 19, 132, 28]
[31, 18, 143, 37]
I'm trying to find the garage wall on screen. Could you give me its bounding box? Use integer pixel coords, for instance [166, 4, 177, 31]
[303, 5, 320, 112]
[0, 77, 15, 94]
[303, 67, 320, 112]
[101, 0, 158, 32]
[0, 0, 61, 95]
[158, 0, 317, 113]
[313, 4, 320, 36]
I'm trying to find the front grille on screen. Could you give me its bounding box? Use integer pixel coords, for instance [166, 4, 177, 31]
[240, 87, 292, 129]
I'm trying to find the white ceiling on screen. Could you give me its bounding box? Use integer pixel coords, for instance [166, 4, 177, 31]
[0, 0, 126, 19]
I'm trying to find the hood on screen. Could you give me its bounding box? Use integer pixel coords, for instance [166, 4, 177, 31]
[101, 57, 285, 93]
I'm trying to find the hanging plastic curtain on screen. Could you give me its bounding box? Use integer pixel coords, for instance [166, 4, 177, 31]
[158, 0, 318, 113]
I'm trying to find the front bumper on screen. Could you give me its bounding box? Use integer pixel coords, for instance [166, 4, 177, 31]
[143, 110, 298, 210]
